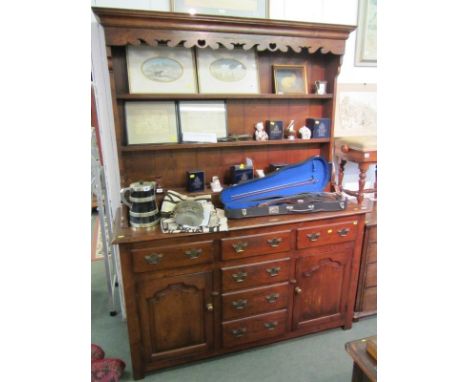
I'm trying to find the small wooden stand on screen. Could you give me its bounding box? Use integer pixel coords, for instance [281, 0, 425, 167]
[335, 136, 377, 204]
[345, 335, 377, 382]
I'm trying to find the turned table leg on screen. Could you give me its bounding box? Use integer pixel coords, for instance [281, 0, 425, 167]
[338, 159, 347, 192]
[358, 162, 370, 204]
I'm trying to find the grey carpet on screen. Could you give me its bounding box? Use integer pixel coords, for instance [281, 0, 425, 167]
[92, 260, 376, 382]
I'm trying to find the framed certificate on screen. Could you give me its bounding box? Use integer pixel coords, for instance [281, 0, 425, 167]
[196, 48, 259, 94]
[172, 0, 269, 18]
[125, 101, 178, 144]
[179, 101, 228, 142]
[126, 46, 198, 94]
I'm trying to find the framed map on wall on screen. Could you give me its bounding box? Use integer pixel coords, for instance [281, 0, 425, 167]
[355, 0, 377, 66]
[334, 83, 376, 137]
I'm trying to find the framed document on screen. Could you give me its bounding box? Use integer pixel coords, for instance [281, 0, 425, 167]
[355, 0, 377, 67]
[125, 101, 178, 144]
[179, 101, 228, 142]
[126, 46, 198, 94]
[273, 65, 308, 95]
[196, 48, 259, 94]
[172, 0, 268, 18]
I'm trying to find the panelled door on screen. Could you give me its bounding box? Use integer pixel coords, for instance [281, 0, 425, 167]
[293, 247, 352, 330]
[137, 272, 214, 362]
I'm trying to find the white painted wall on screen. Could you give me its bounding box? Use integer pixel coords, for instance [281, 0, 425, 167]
[92, 0, 170, 11]
[91, 0, 377, 208]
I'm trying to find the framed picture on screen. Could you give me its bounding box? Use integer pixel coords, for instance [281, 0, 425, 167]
[334, 83, 377, 137]
[125, 101, 179, 144]
[355, 0, 377, 66]
[273, 65, 308, 95]
[171, 0, 268, 18]
[196, 48, 259, 94]
[179, 101, 228, 142]
[126, 46, 198, 94]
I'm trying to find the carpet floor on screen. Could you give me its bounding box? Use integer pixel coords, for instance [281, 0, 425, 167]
[91, 260, 377, 382]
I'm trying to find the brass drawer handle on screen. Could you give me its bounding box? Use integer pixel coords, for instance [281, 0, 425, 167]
[206, 303, 214, 312]
[185, 248, 202, 259]
[232, 242, 248, 253]
[265, 293, 279, 303]
[231, 327, 247, 338]
[295, 286, 302, 294]
[337, 228, 350, 237]
[306, 232, 320, 242]
[232, 299, 248, 310]
[144, 253, 164, 265]
[264, 321, 278, 331]
[232, 271, 247, 283]
[266, 267, 281, 277]
[267, 237, 283, 247]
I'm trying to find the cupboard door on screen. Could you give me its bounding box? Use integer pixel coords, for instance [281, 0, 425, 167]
[137, 272, 214, 363]
[293, 248, 352, 330]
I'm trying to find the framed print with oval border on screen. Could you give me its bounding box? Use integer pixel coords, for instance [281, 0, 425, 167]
[195, 48, 259, 94]
[126, 45, 198, 94]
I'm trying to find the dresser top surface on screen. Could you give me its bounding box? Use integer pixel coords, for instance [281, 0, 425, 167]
[113, 199, 373, 244]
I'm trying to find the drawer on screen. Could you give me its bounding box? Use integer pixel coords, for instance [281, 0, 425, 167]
[222, 309, 287, 348]
[221, 258, 290, 292]
[222, 282, 289, 320]
[365, 262, 377, 288]
[297, 220, 358, 249]
[366, 242, 377, 263]
[221, 230, 291, 261]
[131, 241, 213, 273]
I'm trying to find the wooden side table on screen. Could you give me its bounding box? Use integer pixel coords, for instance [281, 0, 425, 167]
[335, 136, 377, 204]
[345, 336, 377, 382]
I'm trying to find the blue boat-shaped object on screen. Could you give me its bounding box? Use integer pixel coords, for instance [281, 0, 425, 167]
[220, 156, 330, 210]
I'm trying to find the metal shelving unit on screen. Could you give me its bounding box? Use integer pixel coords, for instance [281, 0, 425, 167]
[91, 127, 124, 317]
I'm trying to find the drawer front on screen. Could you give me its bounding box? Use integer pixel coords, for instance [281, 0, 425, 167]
[221, 230, 291, 261]
[297, 220, 358, 249]
[132, 241, 213, 273]
[367, 242, 377, 263]
[365, 262, 377, 288]
[222, 282, 289, 320]
[221, 258, 290, 291]
[222, 310, 287, 348]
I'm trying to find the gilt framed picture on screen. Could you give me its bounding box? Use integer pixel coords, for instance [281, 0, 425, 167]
[196, 48, 259, 94]
[273, 64, 308, 95]
[126, 45, 198, 94]
[124, 101, 179, 144]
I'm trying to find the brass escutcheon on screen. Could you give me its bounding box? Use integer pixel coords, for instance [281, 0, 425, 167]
[337, 228, 350, 237]
[144, 253, 163, 265]
[266, 267, 281, 277]
[232, 271, 247, 283]
[232, 242, 248, 253]
[265, 293, 279, 303]
[185, 248, 202, 259]
[306, 232, 320, 242]
[267, 237, 283, 247]
[231, 327, 247, 338]
[232, 299, 248, 310]
[264, 321, 278, 330]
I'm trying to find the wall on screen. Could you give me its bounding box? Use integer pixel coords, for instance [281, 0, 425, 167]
[91, 0, 377, 213]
